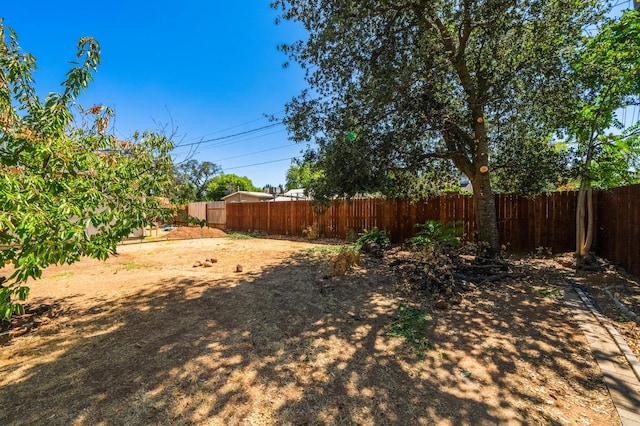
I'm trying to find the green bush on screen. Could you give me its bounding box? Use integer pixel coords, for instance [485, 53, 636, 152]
[356, 227, 391, 249]
[185, 215, 207, 228]
[409, 220, 463, 248]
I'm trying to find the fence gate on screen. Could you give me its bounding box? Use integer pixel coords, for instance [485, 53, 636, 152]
[207, 201, 226, 229]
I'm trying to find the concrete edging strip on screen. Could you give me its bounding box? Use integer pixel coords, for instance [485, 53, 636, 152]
[572, 282, 640, 382]
[566, 281, 640, 426]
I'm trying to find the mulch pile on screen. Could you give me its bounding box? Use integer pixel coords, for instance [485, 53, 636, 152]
[164, 226, 227, 239]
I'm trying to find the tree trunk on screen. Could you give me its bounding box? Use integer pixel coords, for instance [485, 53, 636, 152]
[576, 180, 594, 259]
[576, 129, 597, 261]
[471, 171, 500, 258]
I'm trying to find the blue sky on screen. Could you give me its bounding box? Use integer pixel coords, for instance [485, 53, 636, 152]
[1, 1, 308, 188]
[2, 1, 636, 188]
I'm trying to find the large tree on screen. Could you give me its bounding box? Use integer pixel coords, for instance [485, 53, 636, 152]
[272, 0, 606, 255]
[285, 162, 323, 190]
[0, 23, 174, 318]
[569, 9, 640, 261]
[172, 159, 221, 202]
[206, 173, 260, 200]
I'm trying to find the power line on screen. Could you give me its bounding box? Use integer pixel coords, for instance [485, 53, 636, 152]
[197, 129, 288, 151]
[223, 157, 295, 171]
[180, 109, 286, 144]
[174, 122, 283, 149]
[214, 143, 297, 162]
[171, 129, 289, 158]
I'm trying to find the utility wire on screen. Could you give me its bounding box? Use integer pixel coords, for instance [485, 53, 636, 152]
[223, 157, 295, 171]
[171, 129, 288, 157]
[180, 110, 286, 144]
[214, 143, 297, 162]
[174, 122, 283, 149]
[194, 129, 288, 151]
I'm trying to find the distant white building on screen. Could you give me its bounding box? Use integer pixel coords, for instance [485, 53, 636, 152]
[273, 188, 311, 202]
[222, 191, 274, 203]
[460, 179, 473, 193]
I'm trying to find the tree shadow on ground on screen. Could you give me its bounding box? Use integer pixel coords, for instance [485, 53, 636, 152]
[0, 252, 618, 425]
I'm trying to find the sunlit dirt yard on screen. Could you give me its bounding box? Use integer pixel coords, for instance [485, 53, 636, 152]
[0, 231, 628, 425]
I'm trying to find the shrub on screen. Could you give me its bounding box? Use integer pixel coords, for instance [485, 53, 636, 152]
[409, 220, 463, 248]
[185, 215, 207, 228]
[356, 227, 391, 249]
[329, 245, 361, 276]
[302, 223, 320, 240]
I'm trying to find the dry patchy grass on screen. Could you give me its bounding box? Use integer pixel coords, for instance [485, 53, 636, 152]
[0, 238, 624, 425]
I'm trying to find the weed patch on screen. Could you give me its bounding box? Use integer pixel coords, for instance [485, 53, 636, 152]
[529, 286, 561, 299]
[51, 272, 74, 279]
[387, 304, 431, 358]
[304, 245, 349, 255]
[227, 233, 253, 240]
[114, 262, 146, 273]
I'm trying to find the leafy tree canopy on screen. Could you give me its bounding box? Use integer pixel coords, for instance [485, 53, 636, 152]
[570, 9, 640, 189]
[491, 136, 571, 196]
[285, 162, 323, 190]
[272, 0, 607, 253]
[170, 159, 221, 202]
[566, 9, 640, 258]
[206, 173, 260, 201]
[0, 23, 175, 318]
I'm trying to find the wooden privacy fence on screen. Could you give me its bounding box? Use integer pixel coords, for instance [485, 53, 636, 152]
[187, 202, 207, 222]
[206, 201, 226, 229]
[596, 185, 640, 278]
[225, 185, 640, 278]
[175, 201, 227, 229]
[225, 192, 579, 251]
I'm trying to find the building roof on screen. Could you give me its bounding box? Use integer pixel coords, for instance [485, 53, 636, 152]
[221, 191, 274, 201]
[274, 188, 311, 202]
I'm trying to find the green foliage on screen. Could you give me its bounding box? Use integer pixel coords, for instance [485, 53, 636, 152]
[529, 286, 561, 300]
[0, 23, 175, 319]
[567, 10, 640, 257]
[115, 262, 146, 272]
[206, 173, 260, 201]
[227, 230, 265, 239]
[356, 227, 390, 249]
[273, 0, 607, 253]
[226, 232, 254, 240]
[491, 137, 572, 195]
[170, 159, 221, 202]
[386, 304, 431, 358]
[568, 10, 640, 189]
[285, 163, 323, 191]
[185, 215, 206, 228]
[409, 221, 463, 249]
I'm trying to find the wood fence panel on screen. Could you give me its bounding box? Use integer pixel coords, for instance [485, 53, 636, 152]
[630, 186, 640, 277]
[206, 201, 226, 229]
[631, 186, 640, 277]
[516, 195, 528, 251]
[556, 192, 577, 252]
[270, 202, 283, 234]
[596, 184, 640, 277]
[222, 187, 638, 278]
[463, 195, 475, 242]
[187, 202, 207, 221]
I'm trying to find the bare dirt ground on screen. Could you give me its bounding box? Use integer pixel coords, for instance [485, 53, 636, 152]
[0, 228, 636, 425]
